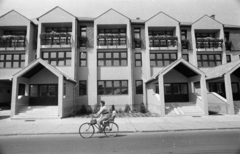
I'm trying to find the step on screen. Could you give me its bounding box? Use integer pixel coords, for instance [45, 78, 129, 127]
[166, 103, 204, 116]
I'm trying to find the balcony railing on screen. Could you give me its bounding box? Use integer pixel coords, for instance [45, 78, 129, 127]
[0, 35, 26, 50]
[149, 36, 178, 50]
[97, 35, 127, 49]
[181, 39, 189, 49]
[196, 38, 223, 51]
[40, 32, 71, 48]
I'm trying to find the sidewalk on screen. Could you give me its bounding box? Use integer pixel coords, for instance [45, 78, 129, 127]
[1, 110, 240, 136]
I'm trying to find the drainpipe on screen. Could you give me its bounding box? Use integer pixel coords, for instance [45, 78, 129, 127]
[73, 83, 78, 115]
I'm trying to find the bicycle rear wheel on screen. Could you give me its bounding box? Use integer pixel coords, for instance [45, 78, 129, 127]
[79, 123, 94, 138]
[104, 122, 119, 137]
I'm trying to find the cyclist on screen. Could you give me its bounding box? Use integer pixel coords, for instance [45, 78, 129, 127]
[94, 100, 109, 132]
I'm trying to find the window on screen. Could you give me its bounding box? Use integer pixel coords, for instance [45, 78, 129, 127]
[149, 31, 173, 37]
[98, 80, 128, 95]
[42, 51, 71, 66]
[43, 27, 72, 45]
[224, 32, 229, 41]
[135, 53, 142, 67]
[80, 26, 87, 47]
[136, 80, 143, 94]
[46, 27, 72, 33]
[98, 29, 126, 36]
[79, 52, 87, 66]
[182, 54, 189, 62]
[18, 83, 25, 96]
[98, 52, 127, 66]
[227, 55, 231, 63]
[197, 54, 222, 67]
[30, 85, 38, 97]
[150, 53, 177, 67]
[79, 81, 87, 95]
[0, 53, 25, 68]
[134, 28, 141, 48]
[0, 30, 26, 48]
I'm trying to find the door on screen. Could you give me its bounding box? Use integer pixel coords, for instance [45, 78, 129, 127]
[164, 83, 189, 102]
[29, 84, 58, 106]
[232, 82, 240, 100]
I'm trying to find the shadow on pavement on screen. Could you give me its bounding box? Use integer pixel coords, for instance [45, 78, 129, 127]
[0, 116, 10, 120]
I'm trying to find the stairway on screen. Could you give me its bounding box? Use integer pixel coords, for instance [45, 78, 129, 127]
[165, 103, 204, 116]
[234, 101, 240, 115]
[14, 106, 59, 119]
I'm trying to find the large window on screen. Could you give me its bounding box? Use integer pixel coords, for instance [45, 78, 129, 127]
[150, 53, 177, 67]
[98, 80, 128, 95]
[196, 33, 215, 39]
[18, 83, 25, 96]
[197, 54, 222, 67]
[79, 80, 87, 95]
[42, 51, 71, 66]
[149, 31, 173, 37]
[98, 52, 127, 66]
[79, 52, 87, 66]
[0, 53, 25, 68]
[135, 53, 142, 67]
[0, 30, 26, 48]
[136, 80, 143, 94]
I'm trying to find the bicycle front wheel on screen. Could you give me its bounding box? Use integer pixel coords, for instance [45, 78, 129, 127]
[79, 123, 94, 138]
[104, 122, 119, 137]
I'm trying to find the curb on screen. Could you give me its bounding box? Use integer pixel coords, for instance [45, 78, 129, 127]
[1, 127, 240, 137]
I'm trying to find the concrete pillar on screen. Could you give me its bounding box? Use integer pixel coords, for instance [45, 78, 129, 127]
[36, 22, 42, 58]
[71, 18, 77, 79]
[224, 74, 235, 114]
[87, 22, 98, 106]
[58, 75, 64, 118]
[221, 25, 227, 64]
[127, 22, 134, 106]
[176, 24, 182, 59]
[144, 25, 151, 79]
[159, 75, 165, 116]
[10, 77, 18, 118]
[200, 75, 208, 115]
[191, 29, 197, 67]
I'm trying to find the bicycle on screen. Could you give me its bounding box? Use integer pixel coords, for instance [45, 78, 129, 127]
[79, 116, 119, 138]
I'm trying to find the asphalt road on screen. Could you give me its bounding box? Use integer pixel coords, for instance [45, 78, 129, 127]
[0, 130, 240, 154]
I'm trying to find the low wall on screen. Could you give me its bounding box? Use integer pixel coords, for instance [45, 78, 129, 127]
[189, 93, 204, 110]
[15, 96, 29, 114]
[207, 92, 227, 114]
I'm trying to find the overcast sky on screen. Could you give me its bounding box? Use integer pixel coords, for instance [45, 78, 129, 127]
[0, 0, 240, 25]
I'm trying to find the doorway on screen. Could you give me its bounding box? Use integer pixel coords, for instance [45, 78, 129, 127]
[29, 84, 58, 106]
[164, 83, 189, 102]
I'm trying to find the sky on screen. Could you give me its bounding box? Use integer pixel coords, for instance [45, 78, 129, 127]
[0, 0, 240, 25]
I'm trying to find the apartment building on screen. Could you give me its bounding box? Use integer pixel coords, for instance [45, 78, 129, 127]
[0, 7, 239, 119]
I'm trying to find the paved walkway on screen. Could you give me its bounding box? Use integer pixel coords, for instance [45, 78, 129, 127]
[0, 110, 240, 136]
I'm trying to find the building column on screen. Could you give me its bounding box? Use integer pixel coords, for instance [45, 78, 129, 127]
[145, 24, 151, 79]
[159, 75, 165, 116]
[200, 75, 208, 115]
[224, 74, 235, 114]
[127, 22, 134, 106]
[221, 25, 227, 64]
[71, 18, 77, 79]
[58, 75, 64, 118]
[36, 22, 42, 58]
[191, 29, 197, 67]
[176, 24, 182, 59]
[10, 77, 18, 118]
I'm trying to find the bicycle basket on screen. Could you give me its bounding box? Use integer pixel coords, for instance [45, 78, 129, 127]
[90, 119, 97, 125]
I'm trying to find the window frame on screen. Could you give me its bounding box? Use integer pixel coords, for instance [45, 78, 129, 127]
[80, 26, 87, 47]
[97, 52, 128, 66]
[134, 28, 141, 48]
[0, 53, 25, 68]
[135, 53, 142, 67]
[97, 80, 128, 95]
[79, 52, 87, 67]
[197, 54, 222, 67]
[42, 51, 71, 66]
[150, 53, 177, 67]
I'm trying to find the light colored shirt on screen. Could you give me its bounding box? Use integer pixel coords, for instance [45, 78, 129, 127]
[96, 105, 108, 117]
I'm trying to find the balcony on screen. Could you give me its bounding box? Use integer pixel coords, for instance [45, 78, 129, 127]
[97, 34, 127, 49]
[0, 35, 26, 50]
[181, 39, 189, 49]
[196, 38, 223, 51]
[149, 36, 178, 50]
[40, 32, 71, 48]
